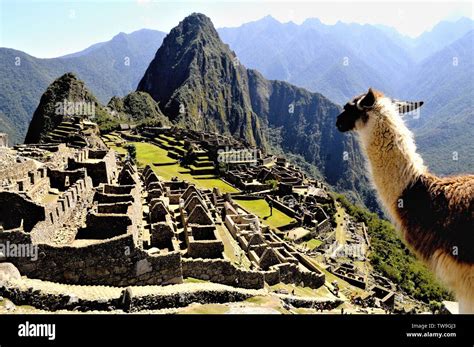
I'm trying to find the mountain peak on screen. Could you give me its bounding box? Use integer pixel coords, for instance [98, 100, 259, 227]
[177, 12, 217, 37]
[137, 13, 264, 146]
[260, 15, 280, 23]
[24, 73, 101, 144]
[182, 12, 213, 26]
[58, 72, 79, 82]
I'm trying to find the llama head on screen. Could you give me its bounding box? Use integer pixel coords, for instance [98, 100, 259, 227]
[336, 88, 424, 132]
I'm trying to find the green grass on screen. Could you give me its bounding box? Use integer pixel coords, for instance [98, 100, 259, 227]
[103, 135, 127, 155]
[335, 202, 346, 244]
[178, 304, 229, 314]
[233, 199, 295, 229]
[103, 137, 238, 193]
[304, 239, 323, 250]
[216, 225, 251, 269]
[183, 277, 208, 284]
[245, 296, 272, 305]
[133, 142, 177, 166]
[132, 141, 238, 193]
[108, 143, 127, 155]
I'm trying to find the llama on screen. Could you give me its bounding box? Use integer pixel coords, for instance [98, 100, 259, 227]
[336, 88, 474, 313]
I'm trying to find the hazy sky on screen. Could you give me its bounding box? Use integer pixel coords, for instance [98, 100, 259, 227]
[1, 0, 472, 58]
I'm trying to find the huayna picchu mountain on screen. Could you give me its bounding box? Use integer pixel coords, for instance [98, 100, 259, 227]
[138, 13, 374, 208]
[137, 13, 266, 147]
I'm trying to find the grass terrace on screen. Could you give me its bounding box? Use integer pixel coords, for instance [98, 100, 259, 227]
[304, 238, 323, 250]
[335, 202, 347, 244]
[233, 198, 295, 229]
[130, 141, 238, 193]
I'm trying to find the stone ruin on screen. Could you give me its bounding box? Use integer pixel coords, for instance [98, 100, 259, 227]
[0, 125, 343, 314]
[222, 197, 325, 288]
[141, 166, 225, 259]
[0, 139, 326, 292]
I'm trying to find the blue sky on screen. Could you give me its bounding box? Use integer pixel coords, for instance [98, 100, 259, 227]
[1, 0, 472, 58]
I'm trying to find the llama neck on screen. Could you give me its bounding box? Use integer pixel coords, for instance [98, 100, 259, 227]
[358, 102, 427, 216]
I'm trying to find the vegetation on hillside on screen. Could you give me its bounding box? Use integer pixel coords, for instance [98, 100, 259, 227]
[107, 91, 170, 128]
[334, 193, 452, 303]
[0, 30, 166, 143]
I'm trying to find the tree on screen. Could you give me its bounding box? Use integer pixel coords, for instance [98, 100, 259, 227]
[265, 179, 278, 190]
[125, 144, 137, 163]
[429, 301, 442, 314]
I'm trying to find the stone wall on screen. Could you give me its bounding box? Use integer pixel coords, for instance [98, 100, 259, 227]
[24, 168, 50, 201]
[0, 153, 36, 182]
[68, 149, 116, 186]
[131, 290, 252, 312]
[0, 281, 260, 312]
[0, 191, 45, 232]
[1, 166, 50, 202]
[87, 183, 142, 241]
[187, 240, 224, 259]
[48, 168, 86, 191]
[276, 262, 325, 289]
[0, 230, 183, 287]
[76, 213, 132, 239]
[181, 258, 265, 289]
[268, 196, 296, 218]
[97, 202, 131, 214]
[31, 176, 94, 243]
[0, 286, 117, 312]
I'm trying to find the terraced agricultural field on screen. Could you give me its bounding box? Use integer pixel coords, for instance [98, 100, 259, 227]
[129, 140, 238, 193]
[233, 198, 295, 229]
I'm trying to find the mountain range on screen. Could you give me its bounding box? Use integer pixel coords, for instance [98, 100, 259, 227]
[219, 16, 474, 175]
[23, 13, 374, 209]
[0, 29, 166, 144]
[138, 14, 373, 204]
[0, 14, 472, 182]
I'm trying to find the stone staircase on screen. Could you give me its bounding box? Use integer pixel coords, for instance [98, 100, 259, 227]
[43, 121, 87, 147]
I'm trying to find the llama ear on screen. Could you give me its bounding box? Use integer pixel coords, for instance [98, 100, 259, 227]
[395, 100, 424, 114]
[358, 88, 376, 109]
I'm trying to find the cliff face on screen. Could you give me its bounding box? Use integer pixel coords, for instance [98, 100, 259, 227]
[247, 69, 374, 205]
[137, 13, 265, 147]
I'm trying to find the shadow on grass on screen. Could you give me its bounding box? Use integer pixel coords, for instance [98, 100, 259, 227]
[193, 176, 221, 180]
